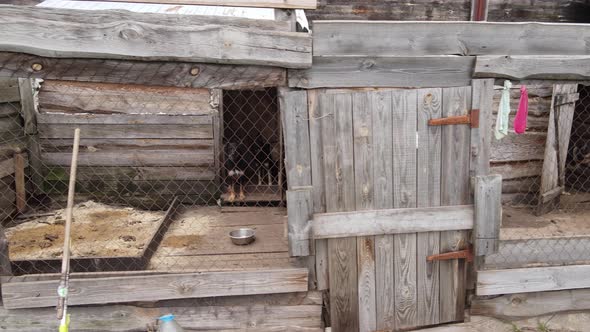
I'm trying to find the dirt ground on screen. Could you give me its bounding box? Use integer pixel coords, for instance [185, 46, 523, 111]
[6, 201, 164, 260]
[501, 205, 590, 240]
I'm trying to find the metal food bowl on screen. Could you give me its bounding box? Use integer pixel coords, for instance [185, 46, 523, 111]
[229, 228, 256, 245]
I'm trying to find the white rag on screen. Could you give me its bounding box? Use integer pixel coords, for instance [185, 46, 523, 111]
[495, 80, 512, 140]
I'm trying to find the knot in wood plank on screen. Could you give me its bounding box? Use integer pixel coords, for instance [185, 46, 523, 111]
[119, 25, 143, 41]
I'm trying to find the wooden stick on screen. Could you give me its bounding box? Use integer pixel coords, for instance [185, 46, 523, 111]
[13, 152, 26, 213]
[56, 128, 80, 321]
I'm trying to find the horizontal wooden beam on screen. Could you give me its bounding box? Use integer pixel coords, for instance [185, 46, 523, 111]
[288, 56, 474, 88]
[0, 52, 286, 89]
[471, 289, 590, 320]
[38, 123, 213, 139]
[1, 303, 322, 332]
[475, 55, 590, 80]
[0, 6, 311, 68]
[311, 205, 474, 239]
[477, 265, 590, 296]
[37, 113, 212, 125]
[2, 268, 309, 309]
[313, 21, 590, 57]
[73, 0, 318, 9]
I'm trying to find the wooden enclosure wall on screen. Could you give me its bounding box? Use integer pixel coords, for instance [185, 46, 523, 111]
[309, 87, 474, 331]
[0, 79, 25, 220]
[37, 80, 220, 207]
[307, 0, 590, 23]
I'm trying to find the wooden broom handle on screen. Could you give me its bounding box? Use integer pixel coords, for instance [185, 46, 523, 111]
[57, 128, 80, 320]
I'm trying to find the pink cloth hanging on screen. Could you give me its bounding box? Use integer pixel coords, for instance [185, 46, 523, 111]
[514, 85, 529, 134]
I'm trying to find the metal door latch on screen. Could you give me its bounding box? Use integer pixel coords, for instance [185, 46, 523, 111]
[427, 245, 473, 263]
[428, 109, 479, 128]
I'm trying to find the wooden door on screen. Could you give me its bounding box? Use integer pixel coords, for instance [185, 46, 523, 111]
[536, 84, 579, 215]
[308, 85, 483, 332]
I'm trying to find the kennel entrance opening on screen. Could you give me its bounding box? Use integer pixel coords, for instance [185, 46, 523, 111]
[220, 88, 284, 206]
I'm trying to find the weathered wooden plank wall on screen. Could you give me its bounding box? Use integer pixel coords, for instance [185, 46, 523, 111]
[307, 0, 590, 23]
[312, 87, 473, 330]
[36, 80, 219, 206]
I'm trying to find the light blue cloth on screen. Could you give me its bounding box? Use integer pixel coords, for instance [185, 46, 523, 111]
[495, 80, 512, 140]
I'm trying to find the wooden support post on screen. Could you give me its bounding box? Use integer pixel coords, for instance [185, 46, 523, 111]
[470, 0, 489, 21]
[286, 188, 312, 257]
[13, 152, 26, 213]
[474, 175, 502, 256]
[279, 88, 313, 258]
[18, 78, 36, 135]
[0, 224, 11, 276]
[18, 78, 43, 195]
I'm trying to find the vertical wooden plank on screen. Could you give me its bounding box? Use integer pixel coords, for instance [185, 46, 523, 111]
[474, 174, 502, 256]
[279, 88, 312, 189]
[416, 88, 442, 327]
[0, 224, 12, 276]
[468, 79, 494, 292]
[537, 84, 578, 215]
[392, 89, 418, 329]
[353, 92, 376, 332]
[352, 92, 373, 210]
[556, 84, 578, 186]
[328, 237, 359, 332]
[308, 89, 329, 290]
[18, 78, 36, 135]
[333, 93, 355, 212]
[286, 189, 312, 257]
[280, 88, 313, 257]
[372, 91, 395, 330]
[27, 137, 43, 196]
[14, 152, 26, 213]
[357, 236, 375, 332]
[212, 89, 223, 187]
[470, 79, 494, 178]
[18, 78, 43, 195]
[326, 92, 359, 332]
[440, 86, 472, 323]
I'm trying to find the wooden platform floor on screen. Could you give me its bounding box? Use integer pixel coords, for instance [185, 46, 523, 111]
[501, 205, 590, 240]
[148, 206, 296, 271]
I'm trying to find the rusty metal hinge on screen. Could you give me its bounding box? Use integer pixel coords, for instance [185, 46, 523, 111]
[428, 109, 479, 128]
[427, 245, 473, 263]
